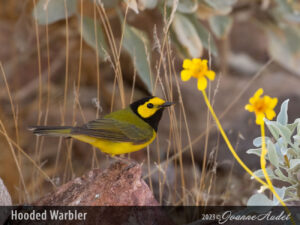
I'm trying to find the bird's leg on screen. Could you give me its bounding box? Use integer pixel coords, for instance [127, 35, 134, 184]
[110, 154, 138, 166]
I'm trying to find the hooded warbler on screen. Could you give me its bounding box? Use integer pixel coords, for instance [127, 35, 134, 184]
[29, 96, 173, 156]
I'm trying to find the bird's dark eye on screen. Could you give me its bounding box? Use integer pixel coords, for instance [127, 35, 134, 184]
[147, 103, 154, 108]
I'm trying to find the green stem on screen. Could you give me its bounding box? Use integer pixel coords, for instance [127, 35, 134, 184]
[260, 123, 294, 224]
[201, 90, 268, 187]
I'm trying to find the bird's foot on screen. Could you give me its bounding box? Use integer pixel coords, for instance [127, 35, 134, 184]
[111, 155, 138, 167]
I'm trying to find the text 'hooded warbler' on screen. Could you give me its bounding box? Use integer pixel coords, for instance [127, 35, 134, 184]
[29, 96, 174, 156]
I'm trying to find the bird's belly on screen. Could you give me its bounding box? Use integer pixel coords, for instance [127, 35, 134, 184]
[72, 133, 156, 156]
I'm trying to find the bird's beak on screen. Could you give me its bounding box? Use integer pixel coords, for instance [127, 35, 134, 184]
[160, 102, 174, 108]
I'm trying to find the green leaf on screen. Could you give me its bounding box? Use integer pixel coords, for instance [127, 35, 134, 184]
[32, 0, 77, 25]
[287, 122, 297, 133]
[209, 15, 233, 39]
[272, 187, 287, 205]
[289, 159, 300, 172]
[267, 26, 300, 76]
[186, 14, 218, 56]
[252, 168, 276, 179]
[277, 99, 289, 125]
[172, 13, 203, 58]
[253, 137, 262, 147]
[247, 194, 274, 206]
[274, 168, 292, 183]
[167, 0, 198, 14]
[293, 135, 300, 146]
[296, 118, 300, 134]
[81, 16, 108, 59]
[267, 140, 279, 168]
[266, 121, 291, 144]
[276, 123, 292, 144]
[170, 30, 189, 59]
[284, 14, 300, 23]
[253, 137, 270, 147]
[274, 0, 293, 14]
[280, 146, 288, 155]
[122, 24, 152, 92]
[265, 120, 280, 139]
[287, 147, 298, 158]
[246, 148, 262, 157]
[274, 141, 285, 159]
[138, 0, 158, 10]
[203, 0, 237, 10]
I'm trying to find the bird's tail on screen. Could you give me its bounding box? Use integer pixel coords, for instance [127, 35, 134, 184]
[28, 126, 73, 137]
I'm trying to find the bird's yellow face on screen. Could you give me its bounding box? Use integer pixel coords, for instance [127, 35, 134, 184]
[130, 96, 174, 132]
[137, 97, 168, 118]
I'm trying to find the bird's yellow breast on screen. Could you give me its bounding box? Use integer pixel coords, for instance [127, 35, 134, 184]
[72, 132, 156, 156]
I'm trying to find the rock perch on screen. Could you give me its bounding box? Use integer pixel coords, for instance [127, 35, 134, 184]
[35, 160, 159, 206]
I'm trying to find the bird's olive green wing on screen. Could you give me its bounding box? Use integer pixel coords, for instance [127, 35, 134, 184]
[72, 109, 153, 144]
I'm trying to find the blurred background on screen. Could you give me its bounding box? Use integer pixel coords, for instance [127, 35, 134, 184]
[0, 0, 300, 205]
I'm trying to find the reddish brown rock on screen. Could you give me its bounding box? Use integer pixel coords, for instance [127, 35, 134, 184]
[35, 160, 159, 206]
[22, 161, 175, 225]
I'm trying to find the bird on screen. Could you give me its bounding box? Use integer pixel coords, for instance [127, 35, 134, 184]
[29, 96, 174, 156]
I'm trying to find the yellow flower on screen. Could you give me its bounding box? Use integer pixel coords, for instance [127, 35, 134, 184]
[245, 88, 278, 125]
[181, 58, 215, 91]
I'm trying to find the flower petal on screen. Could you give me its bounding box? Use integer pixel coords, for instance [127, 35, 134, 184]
[201, 59, 208, 66]
[265, 109, 276, 120]
[181, 70, 192, 81]
[192, 58, 202, 65]
[254, 88, 263, 99]
[269, 97, 278, 109]
[183, 59, 192, 69]
[197, 76, 207, 90]
[245, 104, 254, 112]
[245, 88, 278, 125]
[263, 96, 271, 105]
[249, 97, 256, 105]
[205, 70, 215, 80]
[263, 96, 277, 110]
[256, 112, 265, 125]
